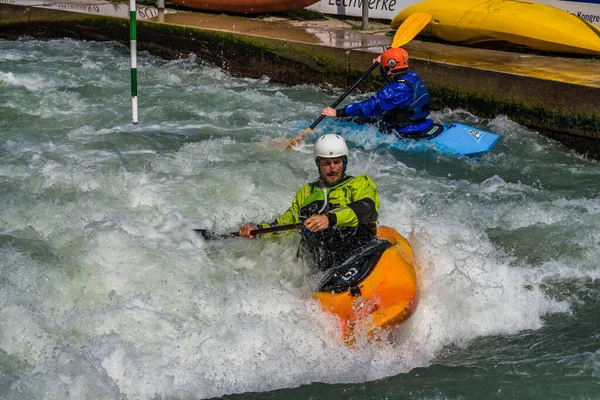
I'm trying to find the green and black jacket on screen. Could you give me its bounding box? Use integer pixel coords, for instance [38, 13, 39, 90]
[262, 174, 390, 291]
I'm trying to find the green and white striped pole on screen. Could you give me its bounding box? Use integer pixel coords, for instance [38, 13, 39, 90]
[130, 0, 138, 124]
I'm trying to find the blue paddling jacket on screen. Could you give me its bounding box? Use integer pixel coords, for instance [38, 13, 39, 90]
[338, 70, 433, 136]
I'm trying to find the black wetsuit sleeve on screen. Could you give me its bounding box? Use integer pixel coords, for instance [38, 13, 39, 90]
[347, 198, 378, 224]
[336, 108, 347, 117]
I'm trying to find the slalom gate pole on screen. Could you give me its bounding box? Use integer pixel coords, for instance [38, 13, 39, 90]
[130, 0, 138, 124]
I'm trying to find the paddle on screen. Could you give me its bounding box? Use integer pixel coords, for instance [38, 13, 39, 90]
[195, 222, 304, 241]
[285, 12, 432, 149]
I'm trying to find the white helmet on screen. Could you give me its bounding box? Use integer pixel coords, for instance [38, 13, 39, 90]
[313, 134, 348, 160]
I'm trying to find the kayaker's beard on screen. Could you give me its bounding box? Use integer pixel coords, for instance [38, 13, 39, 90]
[320, 171, 344, 187]
[317, 156, 347, 186]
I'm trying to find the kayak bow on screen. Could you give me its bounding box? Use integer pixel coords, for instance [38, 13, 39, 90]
[314, 226, 419, 345]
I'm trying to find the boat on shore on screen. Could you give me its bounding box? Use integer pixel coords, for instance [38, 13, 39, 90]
[391, 0, 600, 56]
[313, 226, 418, 344]
[170, 0, 320, 14]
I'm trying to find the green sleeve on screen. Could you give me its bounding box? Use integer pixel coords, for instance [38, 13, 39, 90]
[327, 175, 379, 227]
[274, 184, 311, 226]
[256, 184, 312, 238]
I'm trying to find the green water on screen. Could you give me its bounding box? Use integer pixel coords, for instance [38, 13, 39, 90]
[1, 38, 599, 399]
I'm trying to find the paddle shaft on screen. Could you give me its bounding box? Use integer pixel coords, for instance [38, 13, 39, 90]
[286, 62, 379, 148]
[195, 222, 304, 240]
[310, 62, 380, 131]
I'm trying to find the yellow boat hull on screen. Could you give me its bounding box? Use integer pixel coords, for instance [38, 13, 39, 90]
[391, 0, 600, 56]
[313, 226, 418, 344]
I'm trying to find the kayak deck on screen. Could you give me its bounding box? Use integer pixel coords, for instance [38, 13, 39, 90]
[315, 119, 500, 156]
[313, 226, 419, 345]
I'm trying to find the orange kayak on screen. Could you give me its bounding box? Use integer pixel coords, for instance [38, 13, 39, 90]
[313, 225, 419, 345]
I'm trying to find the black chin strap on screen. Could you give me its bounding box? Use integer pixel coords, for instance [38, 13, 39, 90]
[381, 69, 408, 83]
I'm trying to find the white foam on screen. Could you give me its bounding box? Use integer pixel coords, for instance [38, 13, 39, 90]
[2, 38, 598, 400]
[0, 71, 54, 91]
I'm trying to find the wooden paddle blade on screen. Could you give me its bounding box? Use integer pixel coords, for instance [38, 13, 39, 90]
[286, 127, 312, 149]
[391, 12, 432, 48]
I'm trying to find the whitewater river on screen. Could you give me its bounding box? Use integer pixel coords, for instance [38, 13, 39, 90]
[1, 38, 599, 399]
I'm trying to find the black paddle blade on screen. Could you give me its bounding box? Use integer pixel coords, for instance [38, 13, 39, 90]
[194, 229, 240, 241]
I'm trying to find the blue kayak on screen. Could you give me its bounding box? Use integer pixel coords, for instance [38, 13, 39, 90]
[316, 120, 500, 156]
[412, 122, 500, 156]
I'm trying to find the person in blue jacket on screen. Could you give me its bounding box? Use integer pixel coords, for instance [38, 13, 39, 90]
[322, 47, 441, 139]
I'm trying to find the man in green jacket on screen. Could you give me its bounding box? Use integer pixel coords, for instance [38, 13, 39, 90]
[239, 134, 390, 292]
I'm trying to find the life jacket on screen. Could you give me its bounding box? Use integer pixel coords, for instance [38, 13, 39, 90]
[398, 77, 431, 123]
[378, 73, 431, 131]
[294, 176, 389, 292]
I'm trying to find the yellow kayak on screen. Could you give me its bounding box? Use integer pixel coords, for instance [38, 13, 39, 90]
[313, 225, 418, 345]
[391, 0, 600, 56]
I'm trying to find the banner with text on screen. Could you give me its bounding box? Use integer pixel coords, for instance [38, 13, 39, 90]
[538, 0, 600, 26]
[307, 0, 421, 20]
[307, 0, 600, 27]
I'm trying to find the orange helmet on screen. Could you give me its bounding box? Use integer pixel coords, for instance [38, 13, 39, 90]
[380, 47, 409, 75]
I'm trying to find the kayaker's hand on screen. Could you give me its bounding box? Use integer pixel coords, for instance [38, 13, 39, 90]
[304, 215, 329, 232]
[321, 107, 337, 117]
[374, 55, 382, 64]
[239, 224, 258, 239]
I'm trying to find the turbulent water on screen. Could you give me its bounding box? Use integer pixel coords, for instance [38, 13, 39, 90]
[1, 38, 599, 400]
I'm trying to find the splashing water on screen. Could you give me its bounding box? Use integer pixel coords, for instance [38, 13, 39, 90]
[1, 39, 599, 399]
